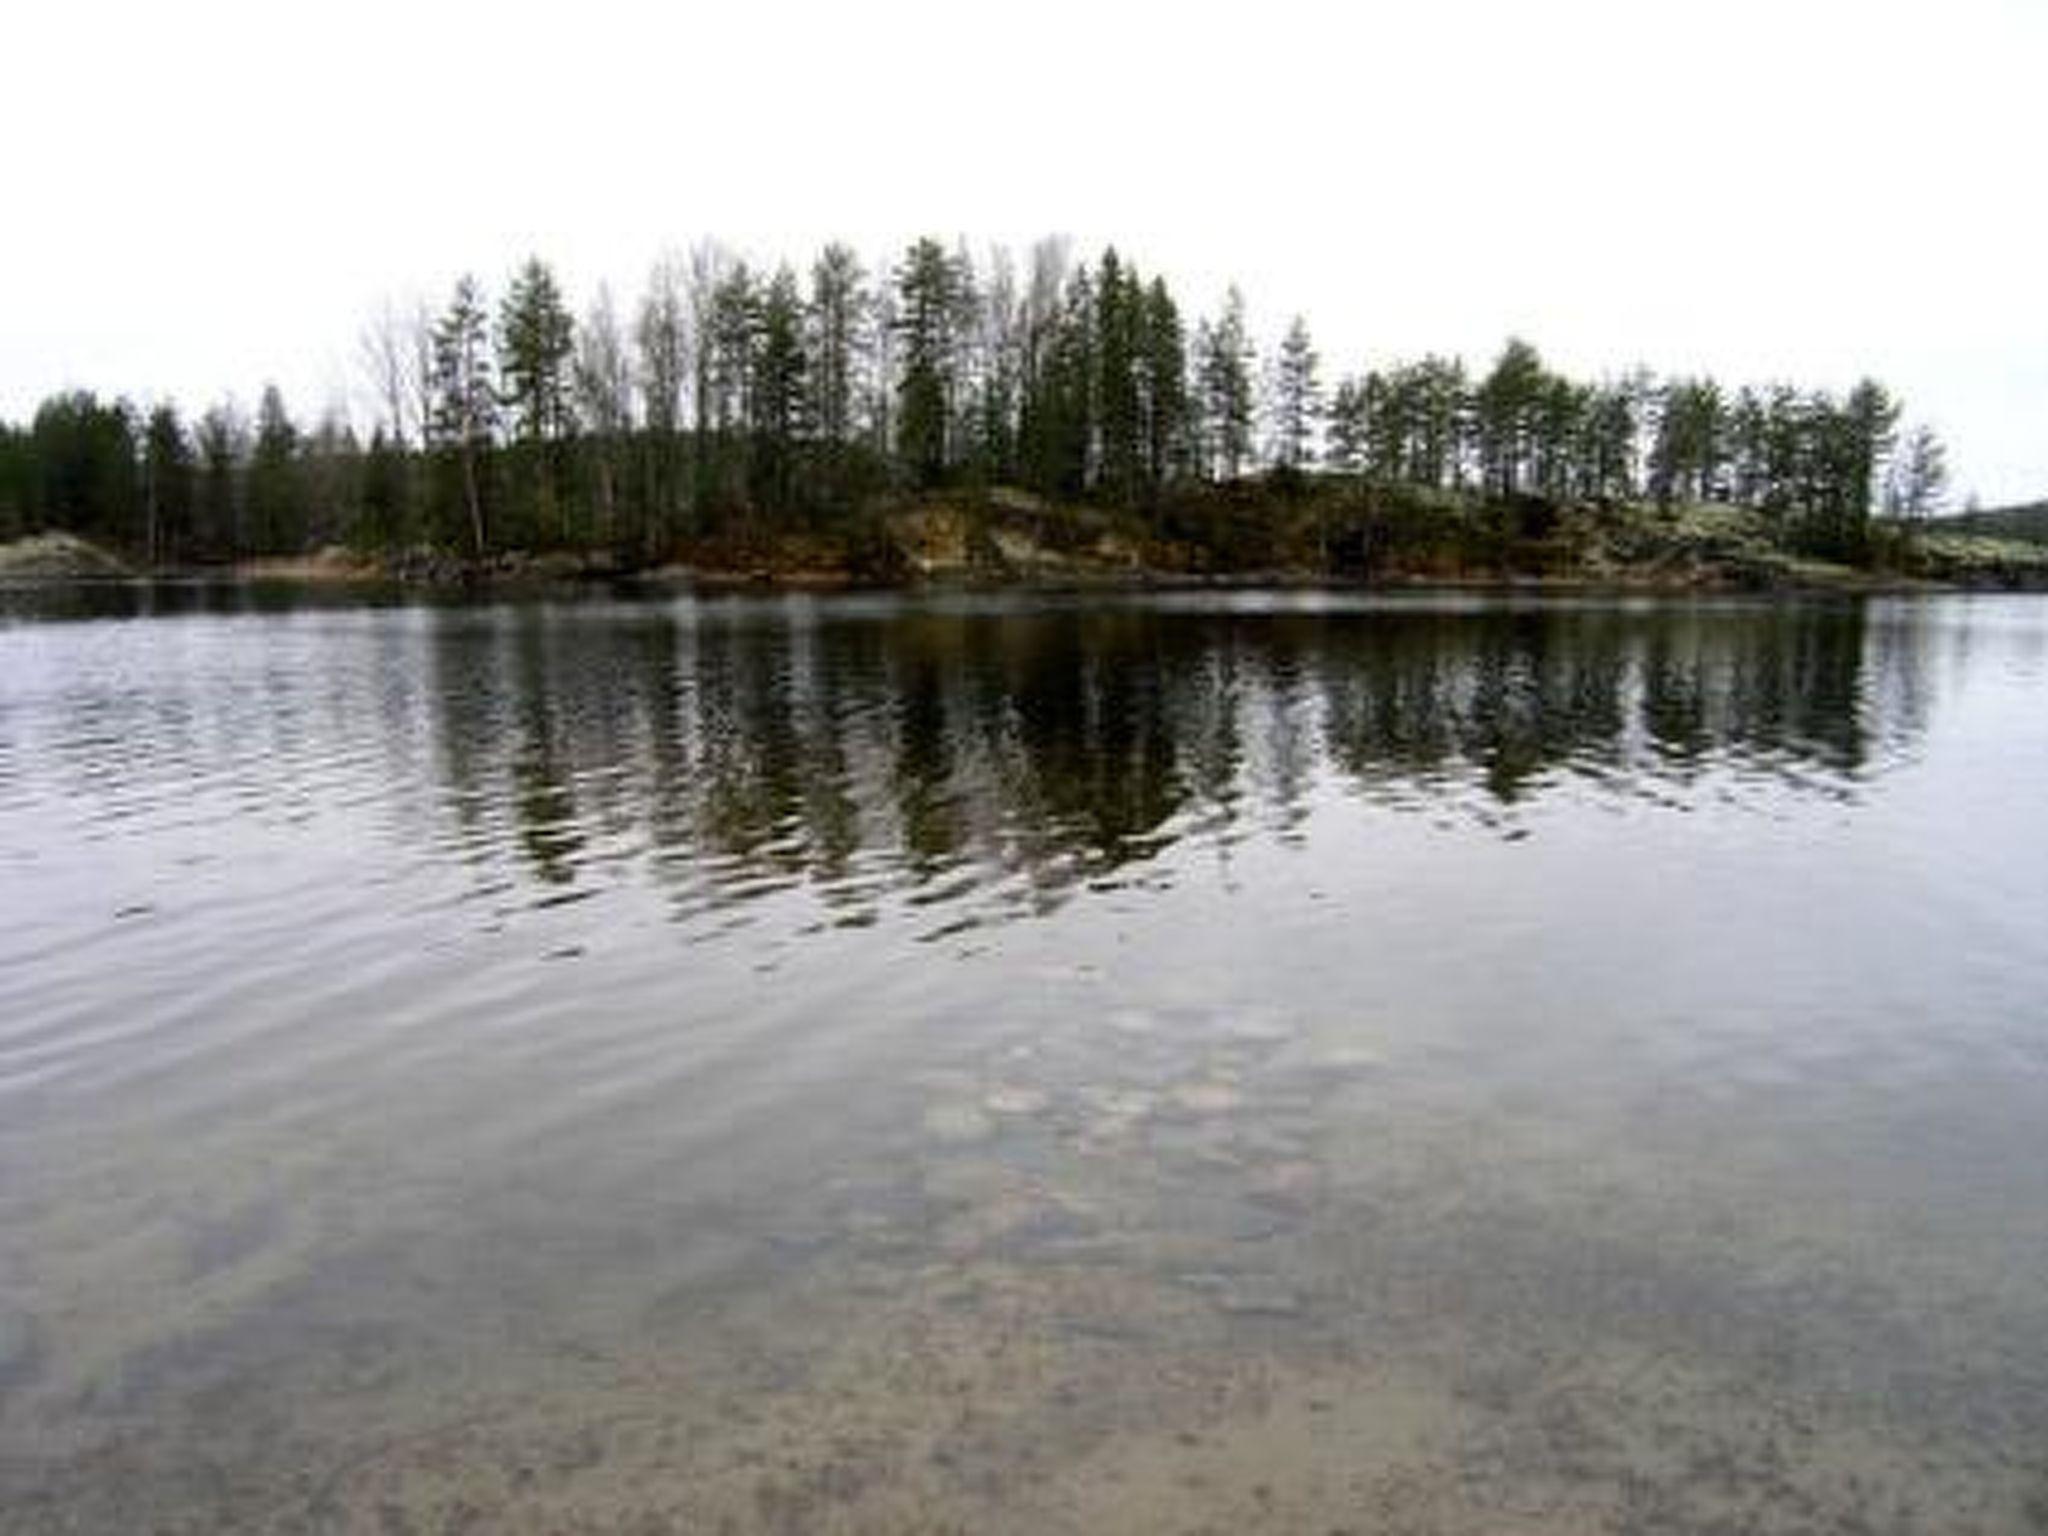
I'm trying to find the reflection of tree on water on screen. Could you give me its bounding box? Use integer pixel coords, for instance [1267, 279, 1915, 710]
[1315, 603, 1878, 802]
[509, 614, 583, 886]
[421, 598, 1924, 920]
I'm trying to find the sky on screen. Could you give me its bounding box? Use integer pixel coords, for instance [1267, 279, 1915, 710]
[3, 0, 2042, 504]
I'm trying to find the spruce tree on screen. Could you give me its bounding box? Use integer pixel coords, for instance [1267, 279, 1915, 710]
[29, 392, 138, 545]
[0, 424, 26, 540]
[245, 385, 301, 555]
[359, 428, 410, 551]
[194, 403, 245, 560]
[142, 403, 196, 564]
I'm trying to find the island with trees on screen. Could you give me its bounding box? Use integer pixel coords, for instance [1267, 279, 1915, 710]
[1, 237, 2041, 590]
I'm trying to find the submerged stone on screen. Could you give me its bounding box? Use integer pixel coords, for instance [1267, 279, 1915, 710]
[1219, 1012, 1295, 1044]
[922, 1102, 996, 1145]
[1177, 1271, 1304, 1317]
[1171, 1081, 1243, 1115]
[984, 1085, 1052, 1116]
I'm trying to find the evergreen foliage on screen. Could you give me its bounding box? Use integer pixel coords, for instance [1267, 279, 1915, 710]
[893, 238, 960, 488]
[429, 275, 497, 556]
[245, 385, 300, 555]
[498, 258, 576, 547]
[1890, 425, 1949, 520]
[1270, 316, 1321, 471]
[0, 235, 1951, 573]
[1197, 287, 1255, 481]
[194, 403, 245, 560]
[27, 392, 138, 545]
[142, 403, 196, 564]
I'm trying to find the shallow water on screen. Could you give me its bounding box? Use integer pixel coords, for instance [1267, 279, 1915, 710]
[2, 585, 2046, 1533]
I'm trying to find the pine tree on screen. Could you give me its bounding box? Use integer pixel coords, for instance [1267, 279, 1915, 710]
[1843, 379, 1899, 522]
[945, 241, 984, 481]
[1361, 370, 1400, 481]
[0, 232, 1955, 572]
[1325, 377, 1368, 475]
[1049, 266, 1097, 497]
[894, 238, 959, 488]
[1199, 287, 1254, 480]
[807, 243, 867, 451]
[1757, 383, 1805, 523]
[574, 287, 634, 552]
[1422, 357, 1470, 490]
[1095, 248, 1143, 505]
[637, 255, 691, 545]
[1728, 386, 1769, 508]
[864, 279, 898, 466]
[499, 258, 575, 443]
[1648, 378, 1727, 506]
[1476, 339, 1546, 497]
[1531, 375, 1586, 498]
[498, 257, 576, 544]
[1270, 315, 1321, 471]
[1015, 238, 1071, 494]
[749, 265, 809, 516]
[1586, 378, 1641, 502]
[430, 274, 496, 556]
[975, 247, 1021, 483]
[1890, 424, 1949, 519]
[1138, 277, 1188, 499]
[705, 267, 757, 430]
[697, 262, 759, 518]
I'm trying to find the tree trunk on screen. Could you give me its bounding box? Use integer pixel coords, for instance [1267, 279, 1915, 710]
[462, 445, 485, 559]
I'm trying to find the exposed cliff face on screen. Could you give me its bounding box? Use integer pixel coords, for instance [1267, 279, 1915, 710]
[864, 494, 2048, 592]
[885, 499, 1143, 580]
[0, 533, 133, 578]
[17, 495, 2043, 593]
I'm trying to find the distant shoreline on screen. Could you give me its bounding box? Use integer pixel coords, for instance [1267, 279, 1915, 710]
[7, 493, 2047, 597]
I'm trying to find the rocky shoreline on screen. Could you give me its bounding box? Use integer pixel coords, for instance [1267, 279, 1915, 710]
[7, 496, 2048, 595]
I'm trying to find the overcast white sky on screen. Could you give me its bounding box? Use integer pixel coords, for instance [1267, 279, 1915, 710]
[3, 0, 2042, 503]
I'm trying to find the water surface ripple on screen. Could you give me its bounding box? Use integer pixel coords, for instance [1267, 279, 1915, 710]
[2, 587, 2046, 1533]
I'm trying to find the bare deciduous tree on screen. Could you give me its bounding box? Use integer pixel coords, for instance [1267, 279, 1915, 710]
[637, 253, 692, 545]
[575, 285, 634, 550]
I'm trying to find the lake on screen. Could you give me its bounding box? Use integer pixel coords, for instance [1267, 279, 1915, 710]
[2, 585, 2046, 1534]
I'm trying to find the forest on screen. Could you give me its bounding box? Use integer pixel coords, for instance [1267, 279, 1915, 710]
[0, 237, 1954, 575]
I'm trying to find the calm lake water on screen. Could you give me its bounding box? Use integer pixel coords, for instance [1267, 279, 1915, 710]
[2, 585, 2046, 1534]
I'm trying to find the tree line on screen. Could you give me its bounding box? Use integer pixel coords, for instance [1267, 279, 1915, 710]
[0, 236, 1953, 567]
